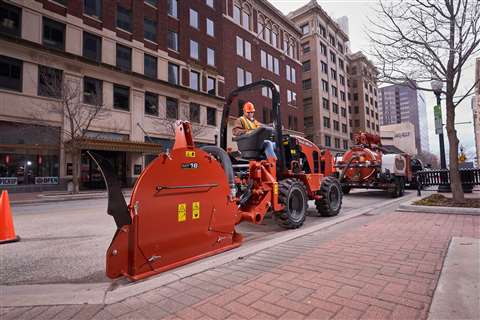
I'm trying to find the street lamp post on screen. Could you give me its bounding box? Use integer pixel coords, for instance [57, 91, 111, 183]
[431, 80, 450, 192]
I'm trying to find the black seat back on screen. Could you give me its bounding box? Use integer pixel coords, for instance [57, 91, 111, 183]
[233, 127, 273, 160]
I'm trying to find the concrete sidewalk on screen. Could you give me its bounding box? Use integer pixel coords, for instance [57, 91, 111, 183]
[6, 189, 132, 205]
[1, 210, 478, 320]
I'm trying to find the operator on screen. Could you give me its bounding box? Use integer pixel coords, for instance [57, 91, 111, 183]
[232, 101, 277, 160]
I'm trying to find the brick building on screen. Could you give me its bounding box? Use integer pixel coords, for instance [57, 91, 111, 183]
[0, 0, 224, 191]
[222, 0, 303, 148]
[288, 0, 350, 153]
[347, 51, 380, 136]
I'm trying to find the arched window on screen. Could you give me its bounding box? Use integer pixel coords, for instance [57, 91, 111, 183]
[272, 25, 279, 48]
[241, 3, 251, 30]
[257, 15, 265, 39]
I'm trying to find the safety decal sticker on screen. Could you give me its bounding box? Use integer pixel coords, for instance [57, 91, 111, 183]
[273, 182, 278, 195]
[185, 151, 196, 158]
[178, 203, 187, 222]
[192, 202, 200, 219]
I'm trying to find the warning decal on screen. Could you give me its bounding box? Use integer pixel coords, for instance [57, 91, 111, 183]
[178, 203, 187, 222]
[192, 202, 200, 219]
[185, 151, 196, 158]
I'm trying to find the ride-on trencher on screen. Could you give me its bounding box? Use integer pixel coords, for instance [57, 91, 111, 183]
[90, 80, 343, 281]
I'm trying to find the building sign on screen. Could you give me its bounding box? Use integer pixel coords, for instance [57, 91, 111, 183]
[0, 177, 17, 186]
[394, 132, 410, 138]
[434, 104, 443, 135]
[35, 177, 59, 185]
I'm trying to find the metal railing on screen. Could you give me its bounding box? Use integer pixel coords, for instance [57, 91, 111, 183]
[415, 168, 480, 195]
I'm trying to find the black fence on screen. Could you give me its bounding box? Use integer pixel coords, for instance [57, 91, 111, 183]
[416, 169, 480, 195]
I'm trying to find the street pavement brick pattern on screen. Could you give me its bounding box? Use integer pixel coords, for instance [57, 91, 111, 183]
[1, 212, 479, 320]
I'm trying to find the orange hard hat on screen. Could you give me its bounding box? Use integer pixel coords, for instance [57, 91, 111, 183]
[243, 101, 255, 113]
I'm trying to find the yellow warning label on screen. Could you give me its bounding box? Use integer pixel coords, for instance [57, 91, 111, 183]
[186, 151, 196, 158]
[273, 183, 279, 195]
[178, 203, 187, 222]
[192, 202, 200, 219]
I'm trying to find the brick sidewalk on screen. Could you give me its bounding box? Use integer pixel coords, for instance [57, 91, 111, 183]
[2, 211, 479, 320]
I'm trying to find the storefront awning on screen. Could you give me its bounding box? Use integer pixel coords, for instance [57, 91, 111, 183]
[67, 138, 164, 154]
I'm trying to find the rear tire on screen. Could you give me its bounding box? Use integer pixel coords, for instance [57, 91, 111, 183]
[389, 176, 405, 198]
[274, 179, 307, 229]
[314, 176, 343, 217]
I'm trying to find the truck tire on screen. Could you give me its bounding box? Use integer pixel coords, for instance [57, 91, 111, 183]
[274, 179, 307, 229]
[389, 177, 405, 198]
[341, 186, 351, 195]
[314, 176, 343, 217]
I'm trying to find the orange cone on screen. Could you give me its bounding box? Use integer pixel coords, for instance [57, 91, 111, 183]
[0, 190, 20, 244]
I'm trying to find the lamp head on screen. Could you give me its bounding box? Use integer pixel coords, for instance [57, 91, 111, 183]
[430, 80, 443, 94]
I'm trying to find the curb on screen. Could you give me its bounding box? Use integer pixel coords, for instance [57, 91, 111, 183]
[1, 193, 414, 307]
[397, 197, 480, 215]
[10, 192, 132, 205]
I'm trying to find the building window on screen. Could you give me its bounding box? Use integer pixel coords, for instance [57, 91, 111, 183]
[190, 40, 199, 59]
[144, 92, 158, 116]
[332, 85, 338, 97]
[333, 120, 339, 131]
[38, 66, 62, 98]
[207, 18, 214, 37]
[287, 90, 297, 106]
[241, 10, 250, 30]
[233, 5, 241, 24]
[167, 30, 178, 51]
[332, 103, 339, 114]
[321, 61, 328, 74]
[340, 91, 346, 101]
[331, 68, 337, 80]
[302, 42, 310, 54]
[322, 80, 328, 92]
[144, 54, 157, 79]
[168, 0, 178, 18]
[168, 63, 179, 85]
[339, 75, 345, 86]
[341, 107, 346, 117]
[189, 9, 198, 28]
[355, 119, 360, 127]
[323, 117, 330, 128]
[144, 18, 156, 42]
[116, 5, 132, 32]
[302, 79, 312, 90]
[0, 55, 22, 92]
[84, 0, 101, 18]
[272, 31, 278, 47]
[343, 140, 349, 150]
[190, 70, 200, 91]
[342, 123, 347, 133]
[319, 24, 326, 37]
[166, 97, 178, 119]
[335, 138, 340, 149]
[329, 34, 335, 46]
[189, 103, 200, 123]
[325, 135, 331, 147]
[320, 42, 327, 56]
[207, 48, 215, 66]
[145, 0, 158, 7]
[113, 84, 129, 110]
[237, 67, 252, 87]
[83, 77, 102, 105]
[302, 60, 311, 72]
[0, 2, 21, 37]
[207, 77, 216, 95]
[322, 98, 329, 110]
[339, 58, 344, 70]
[83, 32, 101, 62]
[300, 23, 309, 35]
[207, 107, 216, 125]
[354, 106, 359, 113]
[330, 51, 336, 63]
[43, 18, 65, 50]
[116, 44, 131, 71]
[206, 0, 214, 8]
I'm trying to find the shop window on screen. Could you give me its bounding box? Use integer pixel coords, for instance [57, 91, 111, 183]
[144, 18, 156, 42]
[84, 0, 102, 18]
[116, 44, 131, 71]
[189, 103, 200, 123]
[83, 77, 102, 105]
[0, 2, 21, 37]
[207, 77, 216, 95]
[168, 63, 179, 85]
[0, 55, 22, 92]
[207, 107, 216, 126]
[144, 54, 157, 79]
[83, 32, 101, 62]
[43, 17, 65, 51]
[145, 92, 158, 116]
[113, 84, 129, 111]
[166, 97, 178, 119]
[38, 66, 62, 98]
[116, 5, 132, 32]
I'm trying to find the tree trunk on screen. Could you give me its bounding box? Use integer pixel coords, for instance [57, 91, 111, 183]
[445, 95, 464, 203]
[71, 148, 80, 194]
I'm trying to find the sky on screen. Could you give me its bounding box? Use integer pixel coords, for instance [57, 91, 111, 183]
[271, 0, 478, 162]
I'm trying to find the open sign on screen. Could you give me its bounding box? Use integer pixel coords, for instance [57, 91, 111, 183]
[35, 177, 59, 184]
[0, 177, 18, 185]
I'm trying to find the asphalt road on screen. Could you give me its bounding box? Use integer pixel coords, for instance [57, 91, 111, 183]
[2, 189, 414, 285]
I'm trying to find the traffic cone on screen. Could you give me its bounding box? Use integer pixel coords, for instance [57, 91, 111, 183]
[0, 190, 20, 244]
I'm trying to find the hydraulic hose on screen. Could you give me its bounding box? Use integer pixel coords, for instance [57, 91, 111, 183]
[201, 146, 236, 196]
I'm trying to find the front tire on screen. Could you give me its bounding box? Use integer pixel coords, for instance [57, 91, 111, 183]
[274, 179, 307, 229]
[314, 176, 343, 217]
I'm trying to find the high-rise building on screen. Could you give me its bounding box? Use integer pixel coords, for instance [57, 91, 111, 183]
[347, 51, 380, 136]
[473, 57, 480, 166]
[378, 83, 430, 153]
[223, 0, 303, 148]
[288, 0, 351, 152]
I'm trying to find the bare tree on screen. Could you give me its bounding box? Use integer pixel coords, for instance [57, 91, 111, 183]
[369, 0, 480, 202]
[38, 69, 107, 193]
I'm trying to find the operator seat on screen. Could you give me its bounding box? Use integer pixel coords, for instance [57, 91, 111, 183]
[233, 126, 274, 160]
